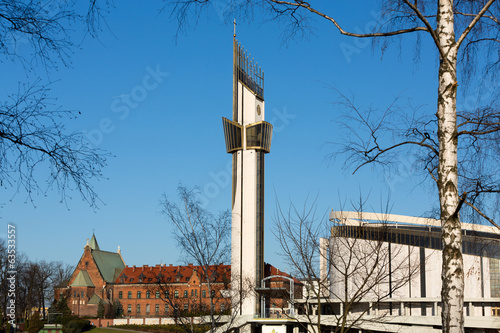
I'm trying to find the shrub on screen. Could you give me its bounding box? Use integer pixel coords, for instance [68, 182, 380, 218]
[62, 319, 93, 333]
[27, 313, 44, 333]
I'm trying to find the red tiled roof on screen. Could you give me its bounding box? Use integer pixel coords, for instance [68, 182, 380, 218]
[264, 263, 303, 285]
[114, 264, 231, 284]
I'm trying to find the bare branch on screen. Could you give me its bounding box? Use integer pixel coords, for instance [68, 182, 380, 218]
[464, 199, 500, 230]
[456, 0, 497, 49]
[269, 0, 429, 38]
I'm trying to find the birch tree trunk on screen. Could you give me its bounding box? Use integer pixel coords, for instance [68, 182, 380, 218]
[436, 1, 463, 332]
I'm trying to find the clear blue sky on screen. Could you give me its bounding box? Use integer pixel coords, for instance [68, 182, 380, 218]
[0, 1, 441, 269]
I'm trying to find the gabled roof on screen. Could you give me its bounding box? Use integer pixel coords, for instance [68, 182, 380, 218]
[92, 250, 126, 283]
[88, 293, 106, 305]
[71, 271, 95, 287]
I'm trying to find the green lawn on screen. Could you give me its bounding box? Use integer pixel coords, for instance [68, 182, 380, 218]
[90, 328, 142, 333]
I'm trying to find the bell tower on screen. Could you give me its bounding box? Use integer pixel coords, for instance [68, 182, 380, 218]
[222, 35, 272, 316]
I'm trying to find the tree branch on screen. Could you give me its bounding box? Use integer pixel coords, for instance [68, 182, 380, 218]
[464, 199, 500, 230]
[268, 0, 429, 37]
[456, 0, 497, 49]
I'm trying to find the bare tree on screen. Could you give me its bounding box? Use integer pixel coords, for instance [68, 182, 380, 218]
[0, 254, 73, 324]
[160, 185, 243, 333]
[50, 262, 74, 290]
[164, 1, 500, 331]
[150, 267, 232, 333]
[0, 0, 112, 206]
[273, 200, 419, 333]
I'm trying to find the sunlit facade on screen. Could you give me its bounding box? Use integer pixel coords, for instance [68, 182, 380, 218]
[223, 38, 272, 317]
[315, 211, 500, 331]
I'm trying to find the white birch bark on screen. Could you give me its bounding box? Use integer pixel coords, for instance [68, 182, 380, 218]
[436, 1, 463, 332]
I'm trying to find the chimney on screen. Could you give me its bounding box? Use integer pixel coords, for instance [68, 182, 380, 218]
[117, 246, 121, 254]
[133, 265, 136, 272]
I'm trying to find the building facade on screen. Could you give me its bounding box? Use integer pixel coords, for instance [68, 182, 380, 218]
[55, 235, 298, 319]
[317, 211, 500, 331]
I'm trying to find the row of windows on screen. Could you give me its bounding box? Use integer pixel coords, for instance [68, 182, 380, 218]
[334, 225, 500, 258]
[125, 303, 225, 314]
[73, 291, 85, 298]
[118, 290, 215, 299]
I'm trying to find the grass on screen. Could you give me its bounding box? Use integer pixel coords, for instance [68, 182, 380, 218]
[90, 328, 143, 333]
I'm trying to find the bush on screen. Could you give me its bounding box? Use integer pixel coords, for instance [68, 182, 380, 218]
[62, 319, 93, 333]
[54, 315, 79, 327]
[27, 313, 44, 333]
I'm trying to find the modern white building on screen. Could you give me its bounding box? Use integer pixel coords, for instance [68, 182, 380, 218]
[311, 211, 500, 332]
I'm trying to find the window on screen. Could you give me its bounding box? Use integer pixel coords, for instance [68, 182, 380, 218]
[195, 290, 198, 297]
[183, 290, 188, 298]
[136, 304, 141, 313]
[128, 291, 132, 299]
[118, 291, 123, 299]
[73, 291, 77, 297]
[81, 291, 84, 298]
[174, 290, 179, 298]
[155, 304, 160, 313]
[202, 290, 206, 298]
[146, 304, 150, 313]
[127, 305, 131, 313]
[191, 290, 194, 297]
[146, 291, 151, 299]
[137, 291, 142, 299]
[164, 304, 169, 313]
[165, 291, 170, 298]
[211, 290, 215, 298]
[221, 304, 225, 311]
[184, 304, 188, 311]
[155, 291, 160, 299]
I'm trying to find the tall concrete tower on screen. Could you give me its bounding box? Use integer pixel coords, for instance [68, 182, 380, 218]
[222, 36, 272, 316]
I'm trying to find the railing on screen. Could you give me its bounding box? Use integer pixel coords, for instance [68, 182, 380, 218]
[236, 41, 264, 99]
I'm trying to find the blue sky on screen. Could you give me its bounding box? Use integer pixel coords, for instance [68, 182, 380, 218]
[0, 1, 441, 269]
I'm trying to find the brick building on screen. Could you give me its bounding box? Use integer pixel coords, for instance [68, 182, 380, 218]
[59, 235, 125, 317]
[55, 235, 301, 318]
